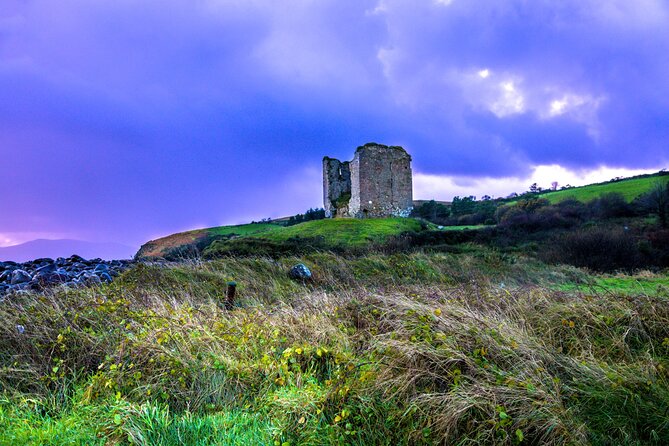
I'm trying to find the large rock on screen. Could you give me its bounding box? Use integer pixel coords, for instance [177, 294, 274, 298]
[35, 263, 57, 274]
[0, 270, 12, 283]
[10, 269, 32, 285]
[79, 272, 102, 286]
[97, 271, 113, 283]
[94, 263, 109, 273]
[288, 263, 312, 281]
[33, 269, 69, 287]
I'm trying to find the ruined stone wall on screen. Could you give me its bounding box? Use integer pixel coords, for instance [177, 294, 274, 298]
[323, 143, 413, 219]
[322, 157, 351, 217]
[349, 144, 413, 218]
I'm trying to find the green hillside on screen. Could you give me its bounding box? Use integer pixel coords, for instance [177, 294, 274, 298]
[248, 218, 422, 246]
[136, 172, 668, 260]
[538, 174, 668, 204]
[137, 218, 425, 260]
[136, 223, 281, 259]
[204, 218, 425, 257]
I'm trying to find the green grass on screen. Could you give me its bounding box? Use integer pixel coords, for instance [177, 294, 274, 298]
[136, 223, 281, 259]
[0, 394, 113, 445]
[207, 223, 280, 237]
[204, 218, 426, 257]
[438, 224, 488, 231]
[0, 395, 274, 445]
[248, 218, 423, 246]
[556, 273, 669, 296]
[539, 175, 669, 204]
[3, 251, 669, 445]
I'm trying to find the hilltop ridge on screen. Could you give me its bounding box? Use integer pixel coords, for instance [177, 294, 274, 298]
[136, 170, 668, 261]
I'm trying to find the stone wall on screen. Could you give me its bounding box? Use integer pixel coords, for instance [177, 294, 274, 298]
[322, 157, 352, 218]
[323, 143, 413, 218]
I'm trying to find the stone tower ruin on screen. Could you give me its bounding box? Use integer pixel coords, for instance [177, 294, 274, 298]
[323, 143, 413, 218]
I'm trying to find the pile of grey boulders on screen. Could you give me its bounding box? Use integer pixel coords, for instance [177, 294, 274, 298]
[0, 255, 133, 297]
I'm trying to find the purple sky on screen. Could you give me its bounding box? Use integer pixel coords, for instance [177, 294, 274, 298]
[1, 0, 668, 248]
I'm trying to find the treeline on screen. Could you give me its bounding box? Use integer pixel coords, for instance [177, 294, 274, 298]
[412, 180, 669, 229]
[285, 208, 326, 226]
[410, 181, 669, 272]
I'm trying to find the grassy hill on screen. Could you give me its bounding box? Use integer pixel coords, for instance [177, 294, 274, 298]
[537, 172, 669, 204]
[136, 172, 669, 261]
[136, 223, 281, 259]
[137, 218, 426, 260]
[5, 170, 669, 444]
[248, 218, 423, 246]
[5, 168, 669, 444]
[204, 218, 425, 257]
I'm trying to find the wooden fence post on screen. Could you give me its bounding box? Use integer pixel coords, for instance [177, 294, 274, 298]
[225, 281, 237, 310]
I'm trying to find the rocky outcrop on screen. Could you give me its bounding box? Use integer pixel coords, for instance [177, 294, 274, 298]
[0, 255, 133, 298]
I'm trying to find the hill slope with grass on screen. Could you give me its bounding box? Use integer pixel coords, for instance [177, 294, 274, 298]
[5, 171, 669, 444]
[536, 172, 669, 204]
[204, 218, 426, 257]
[3, 251, 669, 445]
[137, 172, 668, 261]
[136, 223, 281, 259]
[137, 218, 426, 260]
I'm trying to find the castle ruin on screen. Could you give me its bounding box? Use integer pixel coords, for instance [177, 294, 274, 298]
[323, 143, 413, 218]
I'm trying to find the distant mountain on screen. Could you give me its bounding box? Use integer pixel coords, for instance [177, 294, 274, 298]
[0, 239, 135, 263]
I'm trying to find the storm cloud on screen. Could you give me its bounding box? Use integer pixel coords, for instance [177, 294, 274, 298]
[1, 0, 667, 246]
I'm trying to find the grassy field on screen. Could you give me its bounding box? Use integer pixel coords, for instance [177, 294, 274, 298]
[246, 218, 423, 246]
[555, 272, 669, 296]
[207, 223, 281, 237]
[137, 219, 425, 260]
[2, 251, 669, 445]
[439, 224, 488, 231]
[538, 175, 669, 204]
[204, 218, 426, 257]
[136, 223, 281, 259]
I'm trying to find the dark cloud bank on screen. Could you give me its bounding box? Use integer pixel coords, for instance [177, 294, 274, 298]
[0, 0, 667, 247]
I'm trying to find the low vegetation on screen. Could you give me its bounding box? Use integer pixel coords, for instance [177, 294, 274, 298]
[538, 173, 669, 204]
[2, 251, 669, 445]
[136, 223, 281, 260]
[204, 218, 425, 258]
[4, 171, 669, 444]
[135, 171, 669, 264]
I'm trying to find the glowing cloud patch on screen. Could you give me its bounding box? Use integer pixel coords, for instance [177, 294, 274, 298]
[490, 81, 525, 117]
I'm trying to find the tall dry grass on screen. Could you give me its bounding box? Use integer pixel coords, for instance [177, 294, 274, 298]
[1, 252, 668, 444]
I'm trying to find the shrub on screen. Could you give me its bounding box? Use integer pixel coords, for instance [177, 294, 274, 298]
[545, 228, 641, 272]
[588, 192, 634, 219]
[638, 181, 669, 227]
[556, 199, 588, 220]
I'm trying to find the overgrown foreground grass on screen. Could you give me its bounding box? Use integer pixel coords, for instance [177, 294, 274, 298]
[2, 252, 669, 445]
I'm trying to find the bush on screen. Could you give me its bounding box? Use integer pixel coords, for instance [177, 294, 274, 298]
[545, 228, 641, 272]
[556, 199, 588, 220]
[587, 192, 634, 219]
[286, 208, 326, 227]
[411, 200, 449, 222]
[644, 229, 669, 268]
[637, 181, 669, 227]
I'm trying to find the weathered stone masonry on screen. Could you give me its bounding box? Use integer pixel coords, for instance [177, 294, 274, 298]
[323, 143, 413, 218]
